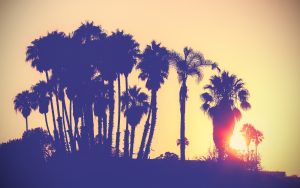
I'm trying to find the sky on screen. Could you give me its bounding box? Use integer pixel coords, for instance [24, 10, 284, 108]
[0, 0, 299, 175]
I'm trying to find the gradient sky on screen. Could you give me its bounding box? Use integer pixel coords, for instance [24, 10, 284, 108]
[0, 0, 299, 175]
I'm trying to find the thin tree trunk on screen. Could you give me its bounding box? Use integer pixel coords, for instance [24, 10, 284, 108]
[98, 116, 103, 144]
[130, 125, 136, 159]
[143, 90, 157, 159]
[45, 71, 59, 143]
[180, 82, 187, 161]
[44, 113, 52, 137]
[55, 93, 65, 151]
[107, 80, 115, 155]
[25, 117, 28, 132]
[255, 144, 258, 160]
[123, 75, 130, 158]
[115, 74, 121, 157]
[62, 104, 70, 152]
[103, 112, 107, 144]
[62, 96, 76, 152]
[137, 106, 152, 159]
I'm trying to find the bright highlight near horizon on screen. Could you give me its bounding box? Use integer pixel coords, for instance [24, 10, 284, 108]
[230, 128, 247, 151]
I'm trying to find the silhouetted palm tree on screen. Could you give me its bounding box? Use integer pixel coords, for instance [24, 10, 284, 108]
[137, 41, 170, 159]
[72, 21, 107, 150]
[108, 30, 140, 158]
[14, 90, 37, 131]
[241, 123, 255, 160]
[26, 31, 65, 143]
[170, 47, 220, 161]
[201, 71, 251, 159]
[31, 81, 52, 137]
[121, 86, 149, 158]
[253, 128, 263, 158]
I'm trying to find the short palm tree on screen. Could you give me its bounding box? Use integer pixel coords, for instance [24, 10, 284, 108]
[253, 128, 263, 158]
[121, 86, 149, 158]
[14, 90, 37, 131]
[201, 71, 251, 159]
[170, 47, 220, 161]
[31, 81, 52, 137]
[136, 41, 170, 159]
[241, 123, 255, 160]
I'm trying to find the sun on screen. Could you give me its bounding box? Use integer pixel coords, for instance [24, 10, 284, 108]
[230, 128, 246, 151]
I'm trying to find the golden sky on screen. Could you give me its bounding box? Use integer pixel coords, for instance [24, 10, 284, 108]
[0, 0, 299, 175]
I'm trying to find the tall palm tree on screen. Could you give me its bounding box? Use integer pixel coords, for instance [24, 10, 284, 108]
[201, 71, 251, 159]
[26, 31, 65, 143]
[137, 41, 170, 159]
[170, 47, 220, 161]
[121, 86, 149, 158]
[108, 30, 140, 158]
[72, 21, 107, 150]
[31, 81, 52, 137]
[14, 90, 37, 131]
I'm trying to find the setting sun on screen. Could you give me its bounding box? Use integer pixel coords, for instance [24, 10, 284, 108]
[230, 127, 246, 151]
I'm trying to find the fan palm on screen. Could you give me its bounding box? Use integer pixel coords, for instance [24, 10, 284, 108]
[241, 123, 255, 160]
[201, 71, 251, 159]
[14, 90, 37, 131]
[170, 47, 220, 160]
[31, 81, 52, 137]
[121, 86, 149, 158]
[108, 30, 140, 157]
[136, 41, 170, 159]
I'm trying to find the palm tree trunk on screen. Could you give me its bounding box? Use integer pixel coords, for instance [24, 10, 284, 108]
[45, 71, 59, 142]
[143, 90, 157, 159]
[103, 112, 107, 144]
[130, 126, 136, 159]
[62, 104, 70, 152]
[44, 113, 52, 137]
[137, 106, 152, 159]
[62, 96, 76, 152]
[255, 144, 258, 160]
[25, 117, 28, 132]
[107, 79, 115, 155]
[55, 93, 65, 151]
[115, 74, 121, 157]
[97, 116, 103, 144]
[180, 82, 187, 161]
[123, 75, 130, 158]
[74, 116, 80, 150]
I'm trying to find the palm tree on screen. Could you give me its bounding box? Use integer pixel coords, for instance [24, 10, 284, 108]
[253, 128, 263, 158]
[201, 71, 251, 159]
[72, 21, 107, 150]
[121, 86, 149, 158]
[93, 76, 110, 146]
[170, 47, 220, 161]
[31, 81, 52, 137]
[108, 30, 140, 158]
[26, 31, 65, 143]
[241, 123, 255, 160]
[14, 90, 37, 131]
[137, 41, 170, 159]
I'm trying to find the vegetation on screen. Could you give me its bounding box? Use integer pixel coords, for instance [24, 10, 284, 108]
[4, 21, 298, 188]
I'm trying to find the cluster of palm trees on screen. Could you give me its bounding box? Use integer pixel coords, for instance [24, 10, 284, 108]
[14, 21, 251, 160]
[241, 123, 264, 159]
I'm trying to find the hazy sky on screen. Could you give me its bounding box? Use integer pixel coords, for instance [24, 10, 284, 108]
[0, 0, 299, 175]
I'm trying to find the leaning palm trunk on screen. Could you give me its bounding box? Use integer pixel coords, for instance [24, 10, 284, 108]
[44, 113, 52, 137]
[102, 112, 107, 144]
[123, 76, 130, 158]
[143, 90, 157, 159]
[107, 80, 115, 155]
[137, 106, 152, 159]
[62, 96, 76, 152]
[83, 102, 94, 149]
[55, 93, 65, 152]
[115, 74, 121, 157]
[179, 82, 187, 161]
[97, 115, 103, 145]
[130, 126, 136, 159]
[62, 106, 70, 152]
[45, 71, 59, 143]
